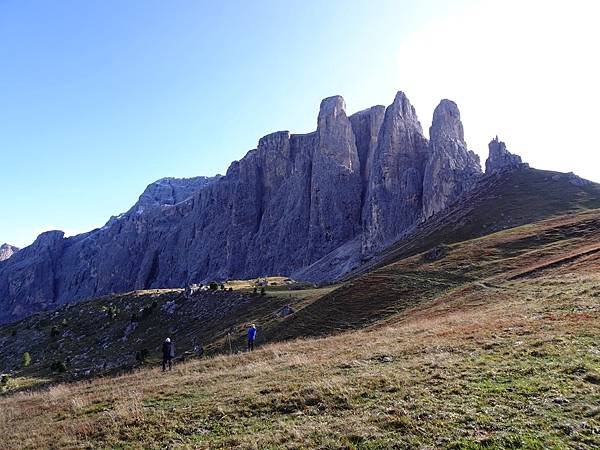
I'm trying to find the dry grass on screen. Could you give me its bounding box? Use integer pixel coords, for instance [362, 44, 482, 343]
[1, 264, 599, 449]
[225, 276, 298, 291]
[264, 209, 600, 343]
[2, 209, 600, 449]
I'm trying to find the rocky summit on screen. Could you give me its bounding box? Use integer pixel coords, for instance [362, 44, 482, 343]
[0, 91, 527, 324]
[485, 136, 527, 173]
[0, 244, 19, 262]
[422, 100, 481, 220]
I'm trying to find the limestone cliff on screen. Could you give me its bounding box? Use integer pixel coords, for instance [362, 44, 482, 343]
[422, 100, 481, 219]
[0, 91, 531, 324]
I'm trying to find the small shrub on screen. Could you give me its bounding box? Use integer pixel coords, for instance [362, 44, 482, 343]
[209, 281, 219, 290]
[22, 352, 31, 368]
[260, 287, 266, 296]
[50, 361, 67, 373]
[423, 244, 449, 262]
[0, 374, 10, 386]
[220, 284, 225, 290]
[102, 305, 119, 319]
[109, 306, 118, 319]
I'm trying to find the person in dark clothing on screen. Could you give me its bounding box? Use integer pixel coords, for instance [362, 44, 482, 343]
[247, 324, 257, 351]
[162, 337, 175, 371]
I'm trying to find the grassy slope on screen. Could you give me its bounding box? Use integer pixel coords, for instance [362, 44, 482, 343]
[351, 168, 600, 279]
[2, 167, 599, 384]
[264, 173, 600, 339]
[0, 286, 335, 386]
[1, 210, 599, 448]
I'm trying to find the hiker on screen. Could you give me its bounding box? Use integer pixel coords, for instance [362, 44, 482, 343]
[162, 337, 175, 371]
[247, 324, 257, 351]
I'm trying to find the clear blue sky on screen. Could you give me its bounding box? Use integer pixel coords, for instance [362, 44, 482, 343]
[3, 0, 597, 248]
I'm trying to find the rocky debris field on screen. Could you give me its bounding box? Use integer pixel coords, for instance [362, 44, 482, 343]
[0, 288, 300, 384]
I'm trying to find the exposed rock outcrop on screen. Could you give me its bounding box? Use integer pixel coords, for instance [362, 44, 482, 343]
[485, 137, 527, 173]
[104, 176, 218, 228]
[309, 96, 362, 257]
[131, 176, 218, 212]
[0, 232, 64, 319]
[349, 105, 386, 201]
[422, 100, 482, 219]
[0, 244, 19, 262]
[362, 92, 429, 253]
[566, 172, 592, 187]
[0, 91, 540, 324]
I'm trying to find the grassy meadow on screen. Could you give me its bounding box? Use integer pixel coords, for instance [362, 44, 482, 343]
[1, 208, 599, 449]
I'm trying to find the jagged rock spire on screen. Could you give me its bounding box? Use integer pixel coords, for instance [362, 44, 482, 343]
[485, 137, 526, 173]
[422, 99, 482, 219]
[362, 91, 429, 253]
[316, 96, 360, 170]
[309, 95, 362, 257]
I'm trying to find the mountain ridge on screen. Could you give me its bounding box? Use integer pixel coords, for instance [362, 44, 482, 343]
[0, 90, 578, 325]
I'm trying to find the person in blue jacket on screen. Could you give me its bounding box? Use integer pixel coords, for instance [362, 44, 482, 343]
[247, 324, 257, 351]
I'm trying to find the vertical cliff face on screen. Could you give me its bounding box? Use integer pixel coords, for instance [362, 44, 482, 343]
[0, 231, 64, 319]
[362, 91, 430, 253]
[349, 105, 386, 197]
[243, 130, 315, 273]
[422, 100, 482, 219]
[309, 96, 362, 257]
[0, 90, 520, 324]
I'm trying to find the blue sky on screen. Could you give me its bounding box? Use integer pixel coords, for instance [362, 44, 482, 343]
[2, 0, 598, 247]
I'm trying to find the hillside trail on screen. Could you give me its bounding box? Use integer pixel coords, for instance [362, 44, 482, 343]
[506, 244, 600, 280]
[363, 240, 600, 333]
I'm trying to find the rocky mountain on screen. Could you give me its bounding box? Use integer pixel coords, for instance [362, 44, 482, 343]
[0, 244, 19, 262]
[0, 91, 528, 324]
